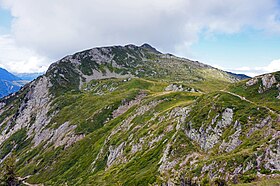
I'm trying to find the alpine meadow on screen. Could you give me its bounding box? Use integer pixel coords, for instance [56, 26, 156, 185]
[0, 44, 279, 185]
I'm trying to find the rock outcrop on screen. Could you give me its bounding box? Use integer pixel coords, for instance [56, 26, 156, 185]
[186, 108, 234, 151]
[0, 44, 279, 186]
[219, 121, 242, 152]
[165, 84, 199, 92]
[261, 74, 277, 90]
[246, 78, 258, 86]
[107, 142, 126, 167]
[258, 74, 277, 93]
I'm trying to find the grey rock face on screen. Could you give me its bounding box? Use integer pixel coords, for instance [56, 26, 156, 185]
[33, 122, 84, 148]
[149, 134, 164, 147]
[107, 142, 126, 167]
[247, 116, 272, 138]
[131, 137, 145, 154]
[0, 76, 52, 146]
[186, 108, 234, 151]
[165, 84, 198, 92]
[158, 107, 190, 181]
[158, 143, 173, 173]
[218, 108, 234, 128]
[246, 78, 258, 86]
[165, 84, 184, 92]
[0, 75, 85, 158]
[220, 121, 242, 152]
[258, 74, 277, 93]
[262, 74, 277, 90]
[112, 93, 146, 118]
[246, 73, 280, 99]
[201, 162, 217, 179]
[255, 116, 271, 128]
[262, 139, 280, 171]
[110, 100, 163, 136]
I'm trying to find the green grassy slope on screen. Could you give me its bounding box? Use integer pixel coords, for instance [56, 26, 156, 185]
[6, 78, 278, 185]
[0, 45, 279, 185]
[228, 71, 280, 112]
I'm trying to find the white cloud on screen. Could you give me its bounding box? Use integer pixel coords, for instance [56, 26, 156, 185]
[1, 0, 280, 59]
[261, 59, 280, 72]
[227, 59, 280, 77]
[0, 0, 280, 73]
[0, 35, 50, 73]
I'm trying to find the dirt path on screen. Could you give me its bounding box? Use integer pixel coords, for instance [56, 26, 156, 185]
[220, 90, 279, 116]
[22, 181, 43, 186]
[18, 176, 43, 186]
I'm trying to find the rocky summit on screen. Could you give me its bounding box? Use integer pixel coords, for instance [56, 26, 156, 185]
[0, 44, 279, 185]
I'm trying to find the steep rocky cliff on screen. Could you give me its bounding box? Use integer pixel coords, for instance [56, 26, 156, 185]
[0, 44, 279, 185]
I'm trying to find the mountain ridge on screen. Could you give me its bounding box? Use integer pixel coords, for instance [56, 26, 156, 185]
[44, 44, 245, 96]
[0, 44, 279, 185]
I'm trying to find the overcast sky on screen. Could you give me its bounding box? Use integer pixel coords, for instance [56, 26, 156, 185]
[1, 0, 280, 76]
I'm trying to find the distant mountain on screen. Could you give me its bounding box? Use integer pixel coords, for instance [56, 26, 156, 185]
[0, 68, 27, 97]
[226, 71, 250, 80]
[14, 72, 43, 81]
[0, 68, 21, 81]
[0, 44, 279, 185]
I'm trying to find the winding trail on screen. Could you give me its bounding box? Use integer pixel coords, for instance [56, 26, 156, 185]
[18, 176, 43, 186]
[22, 181, 43, 186]
[220, 90, 279, 116]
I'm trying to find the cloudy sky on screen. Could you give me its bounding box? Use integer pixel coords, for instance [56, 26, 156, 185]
[1, 0, 280, 76]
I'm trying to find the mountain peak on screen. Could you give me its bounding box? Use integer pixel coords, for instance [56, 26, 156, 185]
[1, 44, 279, 185]
[140, 43, 162, 54]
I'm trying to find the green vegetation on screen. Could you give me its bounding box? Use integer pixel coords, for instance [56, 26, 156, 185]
[235, 177, 280, 186]
[229, 71, 280, 112]
[0, 154, 20, 186]
[0, 45, 279, 185]
[0, 129, 30, 159]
